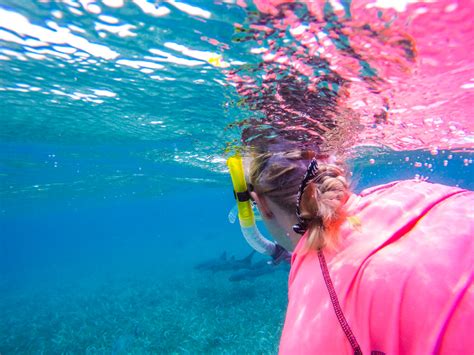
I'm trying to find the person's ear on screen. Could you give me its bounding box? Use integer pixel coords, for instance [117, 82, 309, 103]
[249, 191, 273, 219]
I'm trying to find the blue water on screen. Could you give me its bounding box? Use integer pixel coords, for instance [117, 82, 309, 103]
[0, 0, 473, 353]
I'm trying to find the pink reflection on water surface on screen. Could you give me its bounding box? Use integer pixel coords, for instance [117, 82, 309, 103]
[227, 0, 473, 154]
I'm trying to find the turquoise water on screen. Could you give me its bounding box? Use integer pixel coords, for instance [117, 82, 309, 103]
[1, 1, 473, 353]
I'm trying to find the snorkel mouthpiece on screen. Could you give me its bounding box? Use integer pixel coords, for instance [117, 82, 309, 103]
[227, 155, 277, 256]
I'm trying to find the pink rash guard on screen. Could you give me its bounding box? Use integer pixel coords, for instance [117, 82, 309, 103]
[280, 180, 474, 354]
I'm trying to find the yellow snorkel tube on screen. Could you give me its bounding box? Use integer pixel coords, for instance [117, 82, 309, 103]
[227, 155, 277, 256]
[227, 155, 254, 228]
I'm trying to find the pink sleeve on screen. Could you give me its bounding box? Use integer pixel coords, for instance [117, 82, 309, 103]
[280, 181, 474, 354]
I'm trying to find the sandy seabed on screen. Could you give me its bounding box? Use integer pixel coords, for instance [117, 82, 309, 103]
[0, 268, 288, 354]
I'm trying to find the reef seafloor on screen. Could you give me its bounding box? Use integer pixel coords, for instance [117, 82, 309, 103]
[0, 252, 289, 354]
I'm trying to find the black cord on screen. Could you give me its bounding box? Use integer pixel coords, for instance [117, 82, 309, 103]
[318, 249, 363, 355]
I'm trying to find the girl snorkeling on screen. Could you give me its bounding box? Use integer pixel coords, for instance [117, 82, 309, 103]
[237, 148, 473, 354]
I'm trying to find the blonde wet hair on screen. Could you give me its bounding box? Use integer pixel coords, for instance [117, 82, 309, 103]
[248, 149, 350, 250]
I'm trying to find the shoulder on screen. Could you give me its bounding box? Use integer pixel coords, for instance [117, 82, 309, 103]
[356, 179, 469, 211]
[359, 179, 467, 197]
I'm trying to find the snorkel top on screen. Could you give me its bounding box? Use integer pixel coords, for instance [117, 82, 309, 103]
[227, 155, 291, 264]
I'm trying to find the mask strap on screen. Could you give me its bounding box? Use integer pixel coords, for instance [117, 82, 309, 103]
[293, 157, 319, 235]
